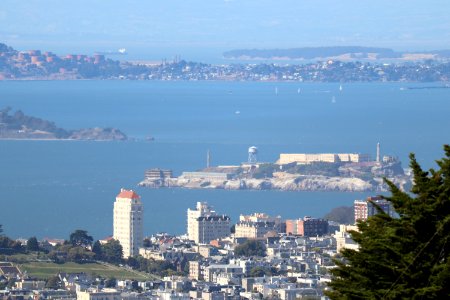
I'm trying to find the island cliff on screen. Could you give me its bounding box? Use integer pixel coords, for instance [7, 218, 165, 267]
[138, 157, 412, 193]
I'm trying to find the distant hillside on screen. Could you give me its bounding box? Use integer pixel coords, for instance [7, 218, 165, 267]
[223, 46, 450, 61]
[0, 107, 127, 140]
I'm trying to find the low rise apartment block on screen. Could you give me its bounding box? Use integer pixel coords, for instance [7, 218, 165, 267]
[285, 217, 328, 237]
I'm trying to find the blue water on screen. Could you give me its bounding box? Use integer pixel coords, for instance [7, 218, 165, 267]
[0, 81, 449, 240]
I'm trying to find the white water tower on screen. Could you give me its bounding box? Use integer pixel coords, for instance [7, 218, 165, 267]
[248, 146, 258, 164]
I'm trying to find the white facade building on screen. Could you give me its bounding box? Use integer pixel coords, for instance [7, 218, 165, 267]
[335, 224, 359, 253]
[187, 202, 230, 244]
[113, 189, 143, 258]
[278, 153, 371, 165]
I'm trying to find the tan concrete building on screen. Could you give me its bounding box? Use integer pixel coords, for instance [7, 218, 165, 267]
[189, 261, 201, 280]
[113, 189, 143, 258]
[77, 290, 120, 300]
[235, 213, 282, 239]
[239, 212, 282, 224]
[234, 221, 278, 239]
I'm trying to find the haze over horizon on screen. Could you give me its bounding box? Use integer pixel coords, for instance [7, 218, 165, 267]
[1, 0, 450, 62]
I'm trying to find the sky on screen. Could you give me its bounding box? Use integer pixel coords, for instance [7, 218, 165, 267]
[1, 0, 450, 62]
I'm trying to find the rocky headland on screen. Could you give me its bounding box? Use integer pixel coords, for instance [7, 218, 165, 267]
[0, 107, 127, 141]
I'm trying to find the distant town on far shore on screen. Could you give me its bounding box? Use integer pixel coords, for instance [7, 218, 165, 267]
[1, 43, 450, 82]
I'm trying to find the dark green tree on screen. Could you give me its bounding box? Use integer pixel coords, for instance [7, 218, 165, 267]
[143, 238, 152, 247]
[0, 233, 24, 254]
[45, 276, 62, 289]
[6, 278, 16, 289]
[0, 224, 3, 236]
[105, 277, 116, 288]
[92, 240, 103, 259]
[234, 240, 266, 257]
[27, 236, 39, 251]
[69, 229, 93, 247]
[249, 266, 273, 277]
[101, 239, 123, 263]
[327, 145, 450, 299]
[126, 256, 139, 269]
[67, 246, 95, 262]
[131, 280, 142, 292]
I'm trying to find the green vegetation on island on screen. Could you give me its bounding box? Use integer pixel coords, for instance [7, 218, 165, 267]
[0, 107, 127, 140]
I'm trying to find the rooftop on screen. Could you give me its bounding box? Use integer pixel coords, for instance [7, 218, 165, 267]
[116, 188, 140, 199]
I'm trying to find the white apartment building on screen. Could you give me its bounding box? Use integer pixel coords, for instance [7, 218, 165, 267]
[187, 202, 230, 244]
[113, 188, 143, 258]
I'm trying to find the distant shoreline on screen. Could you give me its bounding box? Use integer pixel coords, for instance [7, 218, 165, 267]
[0, 138, 123, 141]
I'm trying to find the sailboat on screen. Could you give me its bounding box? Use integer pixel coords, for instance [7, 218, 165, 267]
[275, 87, 279, 95]
[339, 84, 343, 92]
[297, 88, 301, 94]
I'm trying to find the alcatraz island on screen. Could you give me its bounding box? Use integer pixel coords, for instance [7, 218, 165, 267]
[139, 144, 411, 192]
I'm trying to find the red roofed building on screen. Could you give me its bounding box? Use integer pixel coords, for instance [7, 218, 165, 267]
[116, 189, 140, 199]
[113, 188, 143, 258]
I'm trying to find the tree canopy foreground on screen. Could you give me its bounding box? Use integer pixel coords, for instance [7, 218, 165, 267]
[327, 145, 450, 299]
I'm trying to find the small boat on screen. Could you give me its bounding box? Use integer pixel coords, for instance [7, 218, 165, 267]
[339, 84, 343, 92]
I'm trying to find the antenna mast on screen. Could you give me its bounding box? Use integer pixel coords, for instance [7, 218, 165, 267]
[207, 149, 211, 168]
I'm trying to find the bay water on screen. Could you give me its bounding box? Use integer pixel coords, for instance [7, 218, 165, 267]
[0, 80, 449, 239]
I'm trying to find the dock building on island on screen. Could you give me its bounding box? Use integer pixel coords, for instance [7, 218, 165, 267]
[145, 168, 173, 180]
